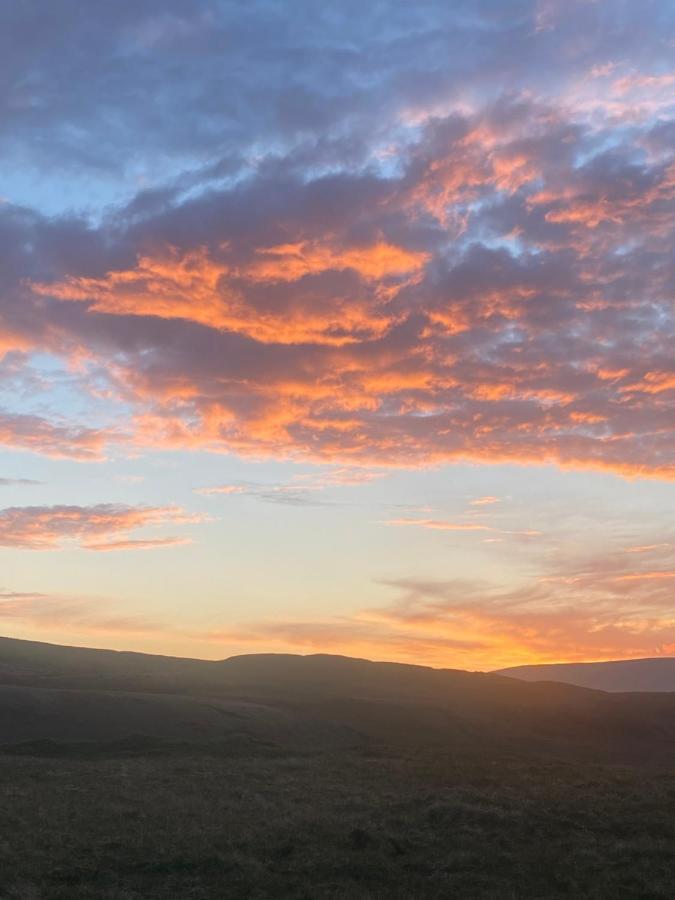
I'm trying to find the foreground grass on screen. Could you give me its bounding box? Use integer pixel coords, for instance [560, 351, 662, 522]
[1, 743, 674, 899]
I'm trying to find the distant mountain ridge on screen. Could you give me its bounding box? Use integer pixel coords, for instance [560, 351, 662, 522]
[497, 657, 675, 692]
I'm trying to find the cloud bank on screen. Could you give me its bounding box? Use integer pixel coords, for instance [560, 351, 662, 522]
[0, 0, 671, 480]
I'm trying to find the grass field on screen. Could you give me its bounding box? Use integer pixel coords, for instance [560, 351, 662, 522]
[2, 741, 675, 899]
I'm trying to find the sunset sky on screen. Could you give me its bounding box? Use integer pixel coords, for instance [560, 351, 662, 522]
[1, 0, 674, 669]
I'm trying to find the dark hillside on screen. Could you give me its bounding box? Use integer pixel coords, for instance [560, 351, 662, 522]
[4, 637, 675, 897]
[498, 657, 675, 692]
[3, 636, 675, 765]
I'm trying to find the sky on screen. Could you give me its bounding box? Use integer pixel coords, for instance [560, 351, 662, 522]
[0, 0, 674, 670]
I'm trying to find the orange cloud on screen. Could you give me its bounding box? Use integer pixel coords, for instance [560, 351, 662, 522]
[385, 518, 541, 537]
[199, 540, 675, 669]
[624, 544, 670, 554]
[0, 504, 203, 550]
[5, 531, 675, 669]
[11, 98, 675, 482]
[248, 240, 429, 282]
[0, 331, 32, 358]
[386, 518, 493, 532]
[614, 571, 675, 582]
[33, 240, 427, 347]
[620, 372, 675, 394]
[84, 537, 193, 552]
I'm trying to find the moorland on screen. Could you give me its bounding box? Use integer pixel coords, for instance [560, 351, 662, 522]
[2, 636, 675, 898]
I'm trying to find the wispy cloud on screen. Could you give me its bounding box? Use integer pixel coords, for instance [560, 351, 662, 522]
[195, 538, 675, 668]
[0, 411, 109, 461]
[384, 518, 541, 537]
[0, 504, 204, 551]
[386, 518, 493, 532]
[624, 543, 671, 554]
[0, 590, 173, 637]
[0, 478, 42, 486]
[83, 536, 192, 552]
[196, 482, 328, 507]
[196, 467, 386, 505]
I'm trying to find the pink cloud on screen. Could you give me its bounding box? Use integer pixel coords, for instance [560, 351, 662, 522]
[0, 504, 203, 550]
[386, 518, 493, 532]
[0, 412, 108, 460]
[1, 96, 670, 481]
[385, 518, 541, 537]
[83, 537, 193, 552]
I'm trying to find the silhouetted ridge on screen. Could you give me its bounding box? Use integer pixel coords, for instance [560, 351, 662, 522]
[2, 636, 675, 764]
[498, 657, 675, 692]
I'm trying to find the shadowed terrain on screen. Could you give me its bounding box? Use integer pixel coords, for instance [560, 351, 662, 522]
[3, 636, 675, 898]
[498, 657, 675, 693]
[3, 636, 675, 762]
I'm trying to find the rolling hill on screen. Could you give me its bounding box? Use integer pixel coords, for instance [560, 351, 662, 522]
[2, 636, 675, 764]
[497, 657, 675, 692]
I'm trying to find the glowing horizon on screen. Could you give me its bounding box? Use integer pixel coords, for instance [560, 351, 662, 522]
[1, 1, 674, 669]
